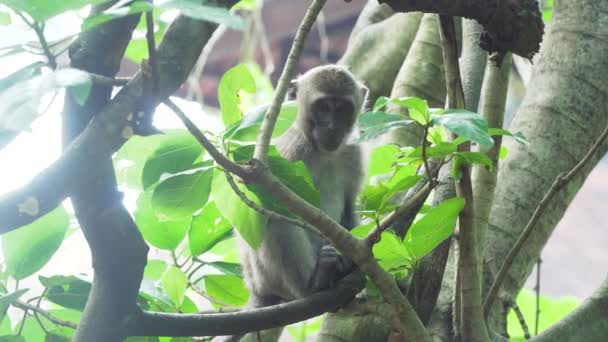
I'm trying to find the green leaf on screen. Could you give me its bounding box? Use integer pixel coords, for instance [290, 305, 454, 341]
[204, 274, 249, 306]
[231, 145, 320, 212]
[499, 145, 508, 160]
[3, 0, 111, 21]
[179, 295, 198, 314]
[390, 97, 429, 125]
[350, 222, 374, 238]
[508, 289, 578, 340]
[211, 169, 266, 248]
[405, 197, 464, 259]
[0, 314, 12, 335]
[144, 260, 168, 280]
[40, 275, 92, 311]
[488, 128, 528, 145]
[0, 11, 11, 25]
[189, 201, 233, 256]
[373, 96, 390, 112]
[357, 112, 413, 142]
[372, 232, 411, 272]
[432, 110, 494, 149]
[206, 261, 242, 277]
[141, 131, 205, 189]
[379, 175, 424, 212]
[0, 289, 28, 323]
[218, 64, 256, 127]
[151, 168, 214, 219]
[367, 144, 400, 178]
[2, 206, 68, 280]
[224, 102, 297, 142]
[134, 190, 191, 250]
[161, 266, 188, 307]
[454, 152, 493, 171]
[160, 0, 245, 30]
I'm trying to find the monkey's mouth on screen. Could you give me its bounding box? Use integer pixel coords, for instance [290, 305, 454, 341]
[319, 137, 342, 152]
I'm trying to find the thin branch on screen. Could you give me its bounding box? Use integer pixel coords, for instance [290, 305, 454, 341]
[254, 0, 327, 161]
[127, 271, 365, 337]
[534, 258, 542, 335]
[421, 126, 435, 187]
[224, 171, 322, 237]
[15, 11, 57, 69]
[366, 182, 432, 244]
[484, 123, 608, 316]
[439, 14, 489, 342]
[88, 73, 130, 86]
[13, 300, 77, 329]
[145, 10, 159, 96]
[169, 81, 431, 342]
[509, 298, 531, 340]
[165, 98, 247, 177]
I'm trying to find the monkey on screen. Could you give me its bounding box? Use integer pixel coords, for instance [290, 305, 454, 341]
[214, 65, 367, 341]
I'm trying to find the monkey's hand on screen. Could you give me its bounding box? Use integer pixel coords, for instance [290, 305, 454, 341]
[310, 245, 357, 293]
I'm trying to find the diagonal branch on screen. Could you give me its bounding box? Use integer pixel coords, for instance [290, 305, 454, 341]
[484, 123, 608, 316]
[253, 0, 327, 162]
[168, 98, 431, 341]
[439, 14, 489, 342]
[0, 4, 238, 234]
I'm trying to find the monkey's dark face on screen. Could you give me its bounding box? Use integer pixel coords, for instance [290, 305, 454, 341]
[310, 96, 356, 152]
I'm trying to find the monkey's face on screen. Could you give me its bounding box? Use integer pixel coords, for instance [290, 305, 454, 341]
[310, 97, 355, 152]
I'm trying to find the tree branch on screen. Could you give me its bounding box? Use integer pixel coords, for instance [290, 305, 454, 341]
[530, 277, 608, 342]
[378, 0, 544, 59]
[439, 14, 489, 342]
[0, 3, 238, 234]
[13, 300, 77, 330]
[127, 271, 364, 337]
[169, 83, 431, 342]
[484, 123, 608, 316]
[253, 0, 327, 162]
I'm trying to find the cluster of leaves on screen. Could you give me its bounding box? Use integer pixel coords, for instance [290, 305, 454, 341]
[0, 0, 261, 341]
[0, 0, 250, 150]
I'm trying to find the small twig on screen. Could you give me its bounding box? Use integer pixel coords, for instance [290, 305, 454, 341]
[421, 126, 435, 188]
[484, 124, 608, 315]
[35, 23, 57, 69]
[145, 11, 159, 95]
[32, 289, 50, 333]
[186, 24, 227, 104]
[509, 297, 531, 340]
[254, 0, 328, 161]
[224, 171, 322, 237]
[166, 99, 247, 177]
[534, 258, 542, 335]
[13, 299, 78, 330]
[88, 73, 130, 86]
[187, 260, 207, 281]
[366, 182, 432, 244]
[187, 281, 233, 308]
[15, 11, 57, 69]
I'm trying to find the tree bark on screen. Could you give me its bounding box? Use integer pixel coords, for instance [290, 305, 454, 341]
[484, 0, 608, 331]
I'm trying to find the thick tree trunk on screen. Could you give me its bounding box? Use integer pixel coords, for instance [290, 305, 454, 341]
[484, 0, 608, 332]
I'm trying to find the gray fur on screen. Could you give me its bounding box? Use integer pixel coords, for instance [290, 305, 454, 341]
[220, 66, 366, 341]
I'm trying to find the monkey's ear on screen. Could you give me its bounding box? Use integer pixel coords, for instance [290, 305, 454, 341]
[286, 79, 298, 101]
